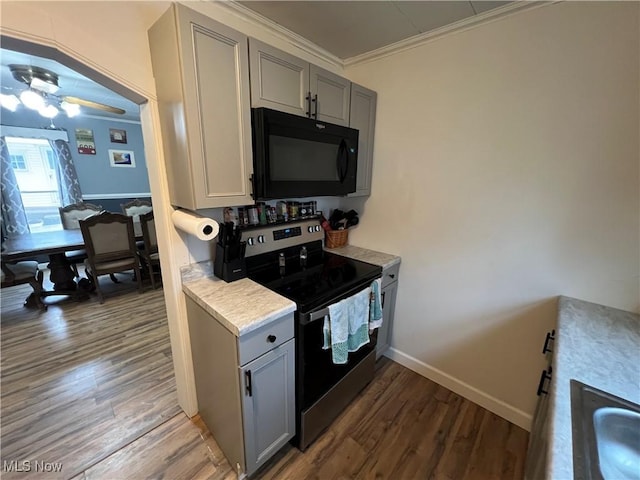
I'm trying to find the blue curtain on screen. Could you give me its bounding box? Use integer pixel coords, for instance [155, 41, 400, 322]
[0, 136, 29, 237]
[49, 139, 83, 206]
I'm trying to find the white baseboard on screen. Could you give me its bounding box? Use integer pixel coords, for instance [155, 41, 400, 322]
[384, 347, 532, 431]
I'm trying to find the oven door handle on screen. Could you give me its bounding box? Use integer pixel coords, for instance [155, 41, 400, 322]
[300, 306, 331, 325]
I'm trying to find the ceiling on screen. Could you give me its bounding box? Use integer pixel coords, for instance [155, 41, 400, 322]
[237, 1, 513, 60]
[1, 1, 515, 122]
[0, 48, 141, 122]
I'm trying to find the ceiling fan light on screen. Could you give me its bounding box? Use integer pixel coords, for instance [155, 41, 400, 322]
[30, 76, 60, 94]
[61, 101, 81, 117]
[0, 94, 20, 112]
[20, 89, 45, 111]
[39, 104, 59, 119]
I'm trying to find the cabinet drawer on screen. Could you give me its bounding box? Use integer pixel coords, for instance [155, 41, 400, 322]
[238, 313, 294, 366]
[382, 263, 400, 289]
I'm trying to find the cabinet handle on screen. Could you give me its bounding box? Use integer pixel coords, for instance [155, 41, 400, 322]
[536, 366, 552, 396]
[305, 92, 312, 117]
[245, 370, 252, 397]
[381, 291, 386, 310]
[388, 273, 396, 279]
[542, 329, 556, 354]
[312, 94, 318, 119]
[267, 334, 277, 343]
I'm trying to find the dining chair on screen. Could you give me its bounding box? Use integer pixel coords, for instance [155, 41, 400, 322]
[79, 212, 143, 303]
[121, 199, 152, 238]
[59, 202, 103, 278]
[1, 260, 47, 310]
[138, 211, 162, 289]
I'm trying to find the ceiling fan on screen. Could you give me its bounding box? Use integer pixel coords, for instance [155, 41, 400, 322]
[2, 64, 125, 117]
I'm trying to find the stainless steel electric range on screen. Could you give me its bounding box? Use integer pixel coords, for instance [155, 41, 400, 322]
[241, 218, 382, 450]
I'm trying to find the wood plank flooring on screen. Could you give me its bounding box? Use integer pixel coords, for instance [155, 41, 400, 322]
[1, 272, 529, 479]
[1, 273, 180, 480]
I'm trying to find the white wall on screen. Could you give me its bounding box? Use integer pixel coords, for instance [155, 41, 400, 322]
[343, 1, 639, 428]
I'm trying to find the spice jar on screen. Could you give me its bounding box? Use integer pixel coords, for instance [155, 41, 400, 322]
[288, 201, 300, 220]
[276, 201, 288, 222]
[247, 205, 259, 225]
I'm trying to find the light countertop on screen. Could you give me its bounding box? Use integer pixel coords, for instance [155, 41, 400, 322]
[327, 245, 401, 270]
[181, 261, 296, 337]
[547, 296, 640, 479]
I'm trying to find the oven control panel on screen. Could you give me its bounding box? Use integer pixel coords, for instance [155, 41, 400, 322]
[273, 226, 302, 241]
[241, 220, 323, 257]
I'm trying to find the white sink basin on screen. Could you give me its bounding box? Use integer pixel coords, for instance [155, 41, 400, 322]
[593, 407, 640, 480]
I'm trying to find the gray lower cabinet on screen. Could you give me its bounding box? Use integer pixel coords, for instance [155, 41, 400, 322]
[148, 4, 254, 210]
[376, 263, 400, 359]
[241, 338, 295, 472]
[186, 297, 295, 477]
[348, 83, 377, 197]
[524, 330, 555, 479]
[249, 38, 351, 126]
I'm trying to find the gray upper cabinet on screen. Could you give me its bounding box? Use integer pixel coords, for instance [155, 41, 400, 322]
[249, 39, 309, 118]
[309, 64, 351, 126]
[149, 4, 254, 209]
[249, 39, 351, 126]
[348, 83, 377, 197]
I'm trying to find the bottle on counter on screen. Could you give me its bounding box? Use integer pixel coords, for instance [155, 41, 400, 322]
[319, 212, 332, 232]
[257, 202, 268, 225]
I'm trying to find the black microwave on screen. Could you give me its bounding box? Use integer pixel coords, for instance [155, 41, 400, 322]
[251, 108, 358, 200]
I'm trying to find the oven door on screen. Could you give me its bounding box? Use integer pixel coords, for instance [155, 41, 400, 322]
[298, 304, 376, 410]
[295, 281, 379, 450]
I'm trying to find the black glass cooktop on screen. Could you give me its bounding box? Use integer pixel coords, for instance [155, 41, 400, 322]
[247, 241, 381, 314]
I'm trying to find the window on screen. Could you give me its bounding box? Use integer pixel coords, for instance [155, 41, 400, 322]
[5, 137, 63, 232]
[43, 148, 56, 171]
[10, 154, 27, 171]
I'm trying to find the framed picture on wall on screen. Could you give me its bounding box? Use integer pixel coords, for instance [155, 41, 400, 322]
[109, 128, 127, 144]
[108, 149, 136, 168]
[75, 128, 96, 154]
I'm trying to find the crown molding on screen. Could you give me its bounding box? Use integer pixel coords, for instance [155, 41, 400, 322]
[344, 1, 555, 67]
[218, 1, 344, 69]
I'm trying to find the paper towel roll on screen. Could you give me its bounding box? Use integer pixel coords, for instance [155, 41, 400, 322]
[171, 209, 219, 241]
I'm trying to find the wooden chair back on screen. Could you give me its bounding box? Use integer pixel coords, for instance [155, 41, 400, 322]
[139, 211, 158, 254]
[121, 199, 152, 221]
[59, 202, 103, 230]
[79, 212, 143, 303]
[80, 212, 137, 264]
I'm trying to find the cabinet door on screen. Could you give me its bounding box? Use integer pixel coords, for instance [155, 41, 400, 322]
[241, 338, 295, 476]
[524, 390, 550, 479]
[348, 83, 377, 197]
[309, 65, 351, 126]
[176, 5, 254, 208]
[376, 281, 397, 359]
[249, 39, 309, 118]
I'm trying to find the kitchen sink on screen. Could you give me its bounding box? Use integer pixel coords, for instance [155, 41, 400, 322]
[571, 380, 640, 480]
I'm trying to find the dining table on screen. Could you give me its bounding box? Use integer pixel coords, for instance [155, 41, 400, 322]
[1, 222, 144, 301]
[2, 229, 91, 300]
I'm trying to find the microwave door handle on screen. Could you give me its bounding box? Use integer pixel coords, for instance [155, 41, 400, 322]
[336, 140, 348, 182]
